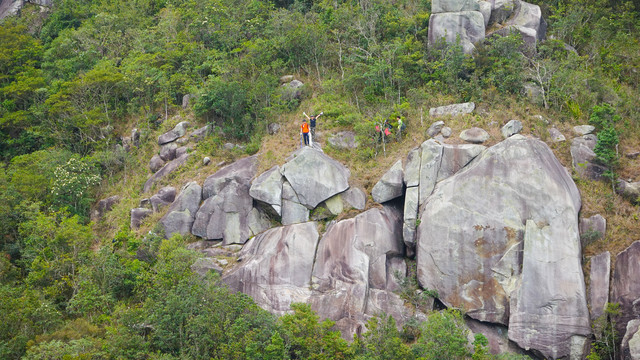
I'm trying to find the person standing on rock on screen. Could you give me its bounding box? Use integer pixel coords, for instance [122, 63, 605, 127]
[304, 111, 323, 142]
[301, 118, 310, 147]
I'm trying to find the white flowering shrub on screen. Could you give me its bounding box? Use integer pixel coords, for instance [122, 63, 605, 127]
[51, 158, 101, 216]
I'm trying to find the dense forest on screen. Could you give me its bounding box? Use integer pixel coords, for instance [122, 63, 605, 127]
[1, 0, 639, 358]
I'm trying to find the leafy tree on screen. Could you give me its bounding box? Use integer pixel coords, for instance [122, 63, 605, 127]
[355, 313, 411, 360]
[413, 309, 470, 360]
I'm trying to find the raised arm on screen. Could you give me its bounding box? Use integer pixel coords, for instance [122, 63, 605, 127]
[315, 112, 324, 119]
[303, 112, 311, 120]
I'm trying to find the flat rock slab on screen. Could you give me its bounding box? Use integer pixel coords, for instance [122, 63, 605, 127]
[223, 222, 320, 314]
[612, 241, 640, 336]
[203, 155, 257, 199]
[158, 121, 190, 145]
[372, 159, 404, 203]
[341, 187, 366, 210]
[429, 102, 476, 118]
[460, 127, 490, 143]
[143, 153, 190, 193]
[573, 125, 595, 136]
[282, 147, 350, 209]
[589, 252, 610, 321]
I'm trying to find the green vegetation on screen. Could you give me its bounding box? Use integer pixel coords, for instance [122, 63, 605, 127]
[0, 0, 639, 358]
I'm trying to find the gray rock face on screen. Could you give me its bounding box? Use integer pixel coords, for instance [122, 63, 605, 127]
[573, 125, 595, 136]
[281, 181, 310, 225]
[282, 147, 350, 209]
[150, 186, 176, 213]
[309, 207, 407, 339]
[429, 11, 485, 54]
[143, 153, 190, 193]
[202, 155, 257, 199]
[431, 0, 480, 13]
[429, 102, 475, 117]
[249, 166, 283, 216]
[92, 195, 121, 221]
[617, 180, 640, 204]
[622, 320, 640, 360]
[478, 1, 492, 27]
[501, 120, 523, 138]
[159, 143, 177, 161]
[571, 134, 606, 180]
[191, 258, 223, 277]
[416, 135, 588, 358]
[612, 241, 640, 336]
[328, 131, 358, 149]
[509, 220, 590, 359]
[281, 79, 305, 100]
[404, 147, 422, 187]
[160, 182, 202, 238]
[507, 1, 545, 40]
[223, 222, 319, 314]
[441, 126, 453, 138]
[0, 0, 23, 20]
[589, 252, 610, 321]
[490, 0, 518, 24]
[548, 127, 566, 142]
[158, 121, 190, 145]
[372, 160, 404, 203]
[267, 123, 280, 135]
[341, 187, 366, 210]
[460, 127, 490, 143]
[149, 155, 165, 173]
[189, 125, 209, 142]
[130, 208, 152, 229]
[579, 214, 606, 246]
[494, 25, 538, 48]
[427, 121, 445, 137]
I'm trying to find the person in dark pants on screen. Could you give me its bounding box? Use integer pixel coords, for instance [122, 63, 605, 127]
[301, 118, 310, 146]
[304, 111, 323, 142]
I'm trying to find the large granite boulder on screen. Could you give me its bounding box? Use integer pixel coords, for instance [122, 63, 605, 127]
[579, 214, 606, 246]
[143, 153, 190, 193]
[159, 182, 202, 238]
[281, 181, 310, 225]
[158, 121, 189, 145]
[416, 135, 589, 358]
[429, 102, 475, 117]
[501, 120, 523, 138]
[612, 241, 640, 336]
[130, 208, 152, 229]
[589, 252, 610, 321]
[506, 0, 546, 41]
[427, 121, 445, 137]
[622, 320, 640, 360]
[202, 155, 257, 199]
[428, 11, 486, 54]
[460, 127, 490, 143]
[149, 155, 165, 173]
[341, 187, 366, 210]
[249, 166, 284, 216]
[191, 258, 223, 277]
[281, 147, 350, 209]
[372, 160, 404, 203]
[159, 143, 177, 161]
[309, 206, 410, 338]
[223, 222, 320, 314]
[490, 0, 518, 24]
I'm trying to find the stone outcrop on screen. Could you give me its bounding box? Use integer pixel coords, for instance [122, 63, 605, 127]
[460, 127, 490, 143]
[193, 156, 269, 244]
[159, 182, 202, 238]
[589, 252, 610, 321]
[341, 187, 366, 210]
[573, 125, 595, 136]
[416, 135, 589, 358]
[223, 222, 319, 314]
[150, 186, 176, 212]
[372, 160, 404, 203]
[130, 208, 152, 229]
[249, 166, 284, 216]
[92, 195, 121, 221]
[281, 147, 350, 209]
[617, 179, 640, 204]
[281, 181, 310, 225]
[143, 153, 190, 193]
[149, 155, 165, 173]
[501, 120, 523, 138]
[429, 11, 486, 54]
[622, 320, 640, 360]
[548, 127, 566, 142]
[427, 121, 445, 137]
[579, 214, 606, 246]
[158, 121, 189, 145]
[309, 206, 410, 339]
[328, 131, 358, 149]
[191, 258, 223, 277]
[429, 102, 475, 117]
[159, 143, 177, 161]
[571, 134, 606, 180]
[612, 241, 640, 336]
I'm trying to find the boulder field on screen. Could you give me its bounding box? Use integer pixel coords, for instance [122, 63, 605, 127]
[115, 123, 640, 358]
